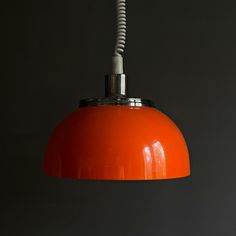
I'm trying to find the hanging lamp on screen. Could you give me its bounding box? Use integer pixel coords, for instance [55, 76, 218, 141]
[44, 0, 190, 180]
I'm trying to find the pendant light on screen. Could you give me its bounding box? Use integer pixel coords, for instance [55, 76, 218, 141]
[44, 0, 190, 180]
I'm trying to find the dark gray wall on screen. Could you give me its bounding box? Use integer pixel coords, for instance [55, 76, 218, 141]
[2, 0, 236, 235]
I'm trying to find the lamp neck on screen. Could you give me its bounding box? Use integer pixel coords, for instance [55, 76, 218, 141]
[105, 74, 128, 97]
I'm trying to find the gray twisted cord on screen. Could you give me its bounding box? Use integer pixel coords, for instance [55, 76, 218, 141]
[114, 0, 126, 56]
[112, 0, 126, 74]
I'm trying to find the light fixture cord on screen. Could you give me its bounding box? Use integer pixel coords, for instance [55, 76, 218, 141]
[112, 0, 126, 74]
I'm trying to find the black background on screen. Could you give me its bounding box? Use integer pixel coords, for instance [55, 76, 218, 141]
[2, 0, 236, 235]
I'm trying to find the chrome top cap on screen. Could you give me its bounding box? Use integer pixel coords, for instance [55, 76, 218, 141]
[79, 74, 155, 108]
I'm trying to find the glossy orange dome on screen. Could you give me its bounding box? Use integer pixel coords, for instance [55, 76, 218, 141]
[44, 105, 190, 180]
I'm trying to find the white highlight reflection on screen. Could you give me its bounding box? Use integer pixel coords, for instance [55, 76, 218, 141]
[143, 141, 166, 178]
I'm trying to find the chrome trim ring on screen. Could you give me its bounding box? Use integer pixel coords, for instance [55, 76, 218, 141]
[79, 97, 155, 108]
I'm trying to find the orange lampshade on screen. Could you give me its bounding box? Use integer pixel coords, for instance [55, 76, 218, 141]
[44, 104, 190, 180]
[44, 0, 191, 181]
